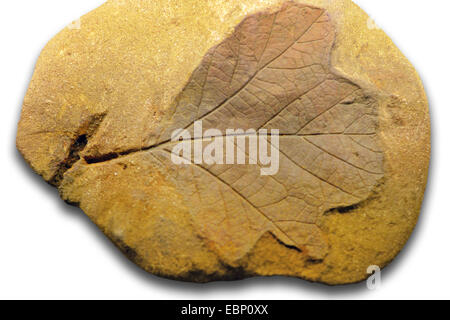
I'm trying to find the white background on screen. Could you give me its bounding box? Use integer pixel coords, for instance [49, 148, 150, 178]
[0, 0, 446, 300]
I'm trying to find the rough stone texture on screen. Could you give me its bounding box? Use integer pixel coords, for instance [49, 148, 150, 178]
[16, 0, 430, 284]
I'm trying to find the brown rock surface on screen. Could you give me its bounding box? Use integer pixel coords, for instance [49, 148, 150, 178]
[16, 0, 430, 284]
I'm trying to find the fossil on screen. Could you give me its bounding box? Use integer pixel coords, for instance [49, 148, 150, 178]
[16, 0, 430, 284]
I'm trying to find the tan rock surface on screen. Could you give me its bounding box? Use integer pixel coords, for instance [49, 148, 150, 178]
[16, 0, 430, 284]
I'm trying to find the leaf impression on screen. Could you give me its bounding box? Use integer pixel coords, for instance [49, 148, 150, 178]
[141, 2, 384, 262]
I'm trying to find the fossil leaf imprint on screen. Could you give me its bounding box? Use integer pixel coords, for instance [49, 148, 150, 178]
[140, 2, 384, 262]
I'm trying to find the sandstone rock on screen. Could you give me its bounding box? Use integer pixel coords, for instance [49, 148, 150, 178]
[16, 0, 430, 284]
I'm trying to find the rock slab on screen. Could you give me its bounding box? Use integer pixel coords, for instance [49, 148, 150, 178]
[17, 0, 430, 284]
